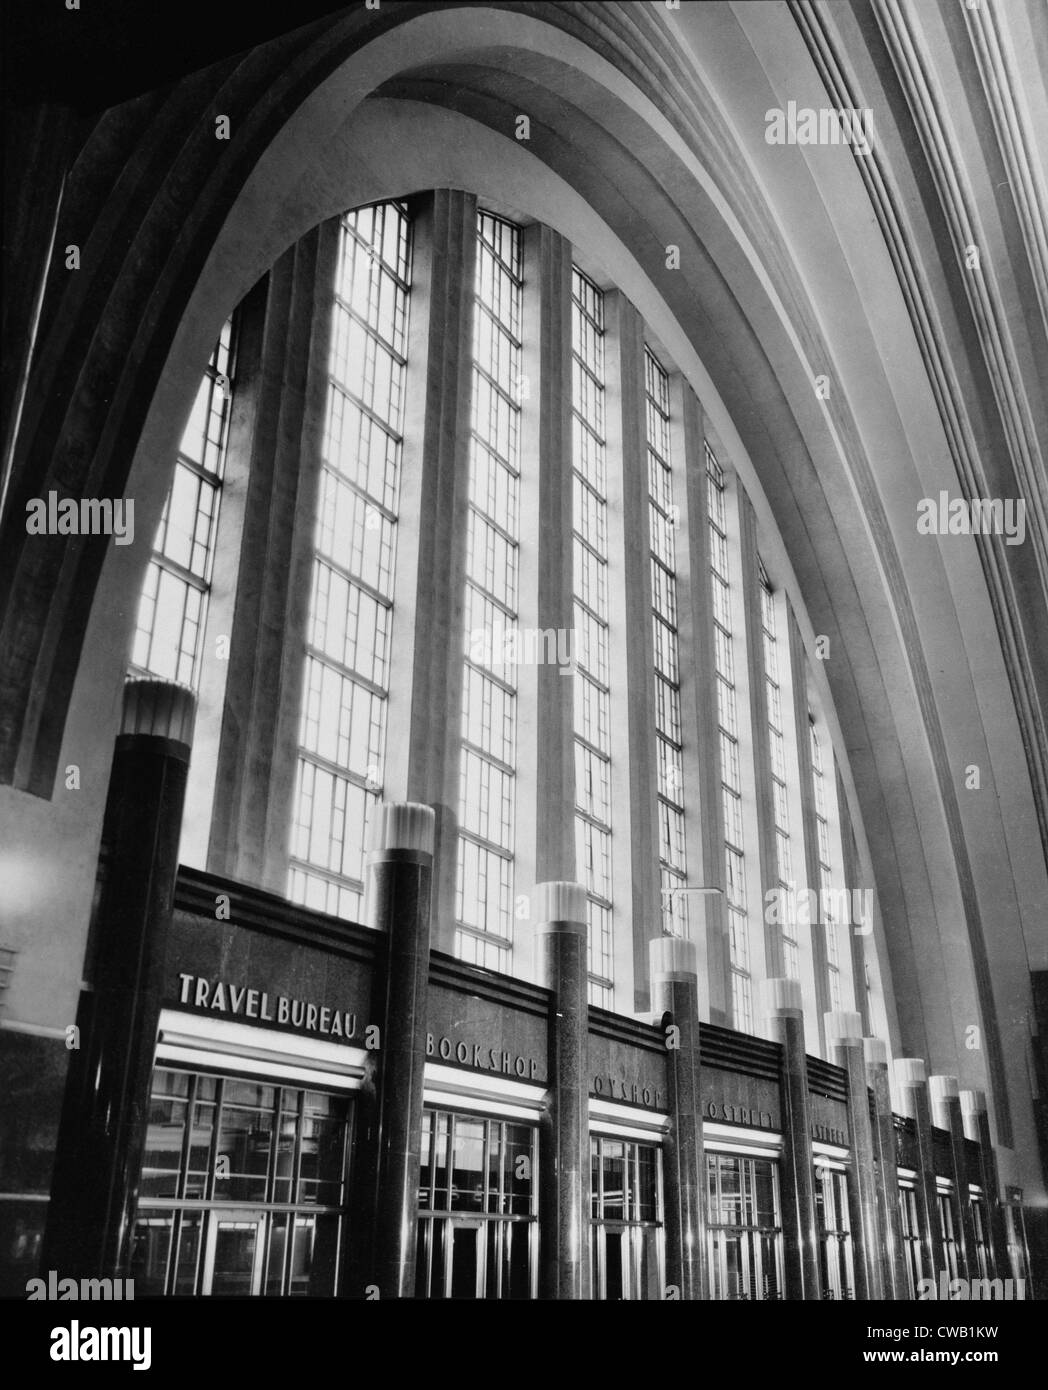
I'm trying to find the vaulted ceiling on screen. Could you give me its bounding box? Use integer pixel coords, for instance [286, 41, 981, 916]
[1, 0, 1045, 1192]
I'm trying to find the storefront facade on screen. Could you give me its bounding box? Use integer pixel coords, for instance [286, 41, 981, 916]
[37, 684, 1026, 1300]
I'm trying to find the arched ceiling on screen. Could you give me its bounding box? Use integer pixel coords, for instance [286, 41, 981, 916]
[1, 0, 1044, 1191]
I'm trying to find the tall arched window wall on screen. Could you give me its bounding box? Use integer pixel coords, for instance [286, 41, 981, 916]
[133, 194, 882, 1057]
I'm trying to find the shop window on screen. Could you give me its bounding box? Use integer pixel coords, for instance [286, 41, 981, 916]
[815, 1165, 855, 1298]
[706, 1152, 783, 1299]
[970, 1195, 990, 1279]
[937, 1189, 960, 1280]
[415, 1108, 537, 1298]
[590, 1135, 664, 1299]
[899, 1184, 923, 1296]
[130, 1067, 353, 1296]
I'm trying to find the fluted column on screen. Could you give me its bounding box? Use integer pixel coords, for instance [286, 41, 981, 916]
[365, 802, 435, 1298]
[896, 1058, 945, 1280]
[930, 1074, 975, 1281]
[961, 1089, 1008, 1279]
[651, 935, 706, 1300]
[43, 679, 196, 1277]
[767, 978, 821, 1298]
[865, 1036, 909, 1298]
[535, 881, 589, 1299]
[826, 1011, 882, 1298]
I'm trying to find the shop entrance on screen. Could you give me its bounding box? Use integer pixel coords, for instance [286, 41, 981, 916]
[415, 1108, 538, 1298]
[589, 1136, 665, 1299]
[131, 1066, 353, 1296]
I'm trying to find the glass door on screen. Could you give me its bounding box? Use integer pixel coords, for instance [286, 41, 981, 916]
[448, 1219, 485, 1298]
[590, 1136, 664, 1299]
[706, 1153, 784, 1300]
[202, 1211, 266, 1296]
[415, 1109, 538, 1299]
[815, 1166, 855, 1299]
[132, 1067, 353, 1296]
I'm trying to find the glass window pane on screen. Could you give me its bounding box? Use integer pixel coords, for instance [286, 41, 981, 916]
[505, 1125, 533, 1216]
[418, 1110, 433, 1210]
[450, 1118, 486, 1212]
[635, 1225, 662, 1299]
[455, 213, 524, 968]
[134, 1069, 352, 1298]
[456, 837, 513, 939]
[602, 1142, 626, 1219]
[634, 1145, 659, 1223]
[265, 1214, 291, 1296]
[142, 1092, 187, 1198]
[130, 1214, 173, 1296]
[293, 202, 411, 920]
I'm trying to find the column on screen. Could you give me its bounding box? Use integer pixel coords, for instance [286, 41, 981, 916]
[604, 292, 660, 1012]
[364, 802, 435, 1298]
[535, 881, 589, 1299]
[651, 935, 706, 1300]
[826, 1011, 882, 1299]
[930, 1074, 975, 1280]
[866, 1036, 910, 1298]
[896, 1058, 945, 1280]
[207, 222, 338, 891]
[515, 225, 575, 970]
[384, 189, 477, 953]
[961, 1089, 1008, 1279]
[767, 977, 821, 1298]
[43, 678, 195, 1277]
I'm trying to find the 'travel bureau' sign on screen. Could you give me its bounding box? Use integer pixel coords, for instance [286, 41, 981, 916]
[176, 972, 359, 1041]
